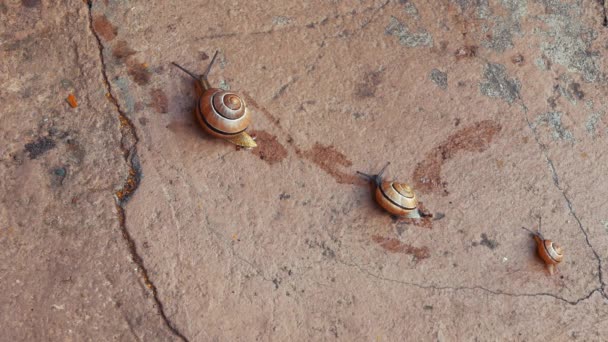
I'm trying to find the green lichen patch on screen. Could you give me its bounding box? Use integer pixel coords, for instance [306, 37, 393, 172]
[385, 16, 433, 48]
[533, 111, 575, 142]
[535, 2, 600, 82]
[429, 69, 447, 90]
[585, 111, 605, 137]
[479, 63, 521, 104]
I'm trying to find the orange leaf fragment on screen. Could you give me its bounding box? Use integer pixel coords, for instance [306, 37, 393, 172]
[66, 93, 78, 108]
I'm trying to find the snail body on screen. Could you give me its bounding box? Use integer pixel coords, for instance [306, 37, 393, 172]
[523, 223, 563, 275]
[172, 52, 256, 148]
[357, 163, 420, 218]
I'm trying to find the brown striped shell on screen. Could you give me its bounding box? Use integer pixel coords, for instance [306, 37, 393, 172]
[172, 52, 257, 148]
[375, 181, 419, 216]
[197, 89, 251, 138]
[533, 235, 564, 265]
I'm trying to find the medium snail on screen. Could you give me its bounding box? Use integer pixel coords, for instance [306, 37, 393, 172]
[357, 162, 421, 218]
[522, 218, 563, 275]
[172, 51, 257, 148]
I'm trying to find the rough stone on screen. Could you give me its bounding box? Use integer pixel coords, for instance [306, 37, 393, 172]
[2, 0, 608, 340]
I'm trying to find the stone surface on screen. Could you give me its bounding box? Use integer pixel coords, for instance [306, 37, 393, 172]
[1, 0, 608, 340]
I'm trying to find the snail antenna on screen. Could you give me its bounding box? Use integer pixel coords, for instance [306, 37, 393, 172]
[377, 162, 391, 177]
[202, 50, 219, 80]
[356, 171, 373, 180]
[356, 170, 382, 186]
[521, 227, 535, 234]
[171, 62, 200, 81]
[357, 162, 390, 187]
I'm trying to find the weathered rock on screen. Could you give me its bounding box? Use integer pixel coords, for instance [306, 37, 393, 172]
[2, 0, 608, 340]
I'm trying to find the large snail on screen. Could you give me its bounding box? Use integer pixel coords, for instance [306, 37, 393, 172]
[522, 218, 564, 275]
[357, 162, 421, 218]
[172, 51, 257, 148]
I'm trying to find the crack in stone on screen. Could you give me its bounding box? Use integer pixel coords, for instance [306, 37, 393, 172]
[477, 56, 607, 302]
[330, 58, 607, 304]
[204, 217, 274, 285]
[86, 1, 189, 340]
[337, 258, 603, 305]
[503, 71, 607, 300]
[520, 103, 608, 301]
[271, 76, 300, 100]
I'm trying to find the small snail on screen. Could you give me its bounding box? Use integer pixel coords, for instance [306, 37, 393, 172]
[522, 218, 564, 275]
[357, 162, 421, 218]
[172, 51, 257, 148]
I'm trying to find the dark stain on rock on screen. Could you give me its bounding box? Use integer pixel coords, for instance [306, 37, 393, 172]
[322, 244, 336, 258]
[51, 167, 66, 186]
[305, 239, 337, 259]
[547, 89, 560, 109]
[299, 143, 362, 185]
[568, 82, 584, 100]
[249, 130, 288, 165]
[127, 60, 151, 85]
[21, 0, 40, 7]
[371, 235, 430, 260]
[431, 41, 449, 55]
[454, 45, 478, 60]
[511, 54, 525, 66]
[25, 137, 55, 159]
[355, 70, 383, 98]
[138, 117, 148, 126]
[112, 40, 136, 62]
[92, 15, 117, 42]
[149, 88, 169, 113]
[412, 120, 502, 195]
[540, 54, 552, 70]
[395, 223, 407, 236]
[479, 233, 499, 250]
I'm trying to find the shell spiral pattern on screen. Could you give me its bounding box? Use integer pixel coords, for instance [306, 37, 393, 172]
[357, 163, 420, 218]
[523, 221, 564, 275]
[535, 236, 564, 265]
[172, 51, 257, 148]
[376, 181, 418, 216]
[197, 89, 251, 138]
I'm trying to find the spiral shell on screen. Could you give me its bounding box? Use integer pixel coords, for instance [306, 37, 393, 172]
[375, 181, 418, 216]
[523, 226, 564, 275]
[357, 163, 420, 218]
[534, 235, 564, 265]
[172, 52, 257, 148]
[197, 89, 251, 138]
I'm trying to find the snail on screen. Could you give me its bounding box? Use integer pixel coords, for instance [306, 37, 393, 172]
[172, 51, 257, 148]
[357, 162, 422, 219]
[522, 218, 563, 275]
